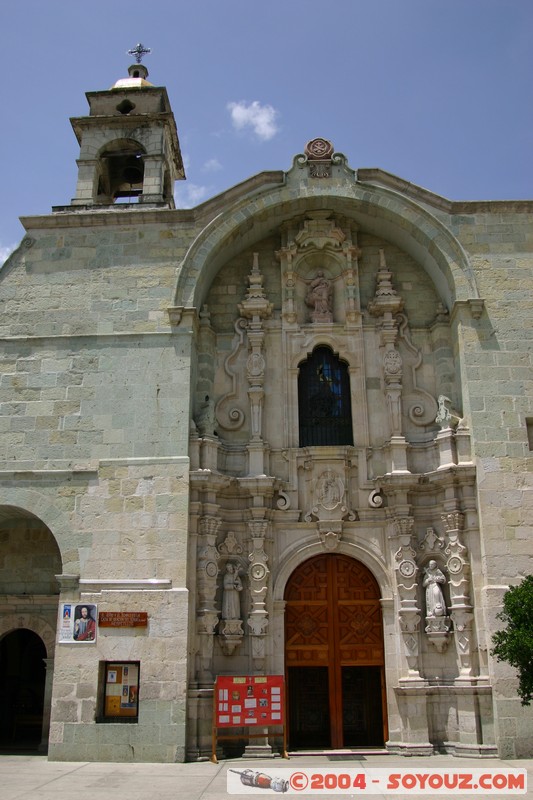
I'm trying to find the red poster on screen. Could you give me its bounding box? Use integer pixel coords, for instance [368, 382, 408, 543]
[214, 675, 284, 728]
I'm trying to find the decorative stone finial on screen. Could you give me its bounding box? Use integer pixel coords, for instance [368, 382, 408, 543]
[303, 138, 334, 178]
[304, 138, 334, 161]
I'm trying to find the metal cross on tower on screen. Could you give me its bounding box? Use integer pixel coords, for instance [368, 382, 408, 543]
[127, 43, 151, 64]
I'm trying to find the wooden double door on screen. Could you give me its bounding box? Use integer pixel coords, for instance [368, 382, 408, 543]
[285, 554, 386, 749]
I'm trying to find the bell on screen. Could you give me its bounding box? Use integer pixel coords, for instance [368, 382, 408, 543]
[122, 156, 143, 186]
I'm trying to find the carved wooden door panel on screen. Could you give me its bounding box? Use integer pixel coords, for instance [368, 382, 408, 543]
[285, 554, 386, 749]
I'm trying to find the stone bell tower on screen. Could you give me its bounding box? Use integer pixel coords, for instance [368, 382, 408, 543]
[69, 43, 185, 207]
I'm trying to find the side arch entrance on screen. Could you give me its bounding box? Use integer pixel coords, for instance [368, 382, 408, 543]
[0, 629, 46, 749]
[285, 554, 387, 749]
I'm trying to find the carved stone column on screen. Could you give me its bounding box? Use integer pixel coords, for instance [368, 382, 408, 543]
[368, 250, 408, 473]
[194, 306, 221, 468]
[247, 518, 270, 667]
[196, 515, 221, 683]
[342, 240, 362, 325]
[390, 515, 423, 681]
[442, 511, 475, 681]
[278, 242, 298, 326]
[238, 253, 273, 476]
[245, 516, 272, 758]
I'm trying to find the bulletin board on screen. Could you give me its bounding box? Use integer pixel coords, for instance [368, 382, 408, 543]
[212, 675, 286, 762]
[103, 662, 139, 719]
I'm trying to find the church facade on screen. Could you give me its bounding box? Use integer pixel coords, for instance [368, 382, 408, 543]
[0, 62, 532, 762]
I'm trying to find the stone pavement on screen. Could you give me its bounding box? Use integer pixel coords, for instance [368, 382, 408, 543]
[1, 753, 532, 800]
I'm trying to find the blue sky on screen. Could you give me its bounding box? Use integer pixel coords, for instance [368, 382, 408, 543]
[1, 0, 532, 261]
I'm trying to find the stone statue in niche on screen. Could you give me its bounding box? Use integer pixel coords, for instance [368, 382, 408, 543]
[305, 271, 333, 322]
[221, 562, 243, 620]
[423, 560, 447, 617]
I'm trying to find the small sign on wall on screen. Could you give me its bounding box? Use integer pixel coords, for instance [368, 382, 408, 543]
[98, 611, 148, 628]
[59, 604, 97, 643]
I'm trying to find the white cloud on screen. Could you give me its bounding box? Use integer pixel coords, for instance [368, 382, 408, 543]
[227, 100, 280, 141]
[0, 243, 16, 266]
[202, 158, 222, 173]
[173, 183, 211, 209]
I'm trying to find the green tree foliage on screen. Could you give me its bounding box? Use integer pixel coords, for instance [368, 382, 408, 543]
[491, 575, 533, 705]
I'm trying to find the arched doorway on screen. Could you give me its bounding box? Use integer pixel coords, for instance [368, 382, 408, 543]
[285, 554, 387, 749]
[0, 506, 61, 751]
[0, 629, 46, 749]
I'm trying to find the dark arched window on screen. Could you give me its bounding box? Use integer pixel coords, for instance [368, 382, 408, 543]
[298, 346, 354, 446]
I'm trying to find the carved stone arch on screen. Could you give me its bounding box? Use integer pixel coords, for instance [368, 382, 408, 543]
[293, 250, 344, 273]
[0, 492, 71, 571]
[95, 136, 147, 159]
[0, 614, 56, 659]
[292, 248, 345, 295]
[289, 334, 359, 371]
[173, 181, 480, 313]
[273, 538, 391, 603]
[96, 137, 147, 201]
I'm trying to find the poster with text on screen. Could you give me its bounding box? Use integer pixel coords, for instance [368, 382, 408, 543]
[215, 675, 284, 728]
[58, 603, 98, 643]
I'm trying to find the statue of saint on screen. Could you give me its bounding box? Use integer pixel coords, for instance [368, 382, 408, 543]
[423, 560, 447, 617]
[305, 271, 332, 321]
[221, 562, 243, 620]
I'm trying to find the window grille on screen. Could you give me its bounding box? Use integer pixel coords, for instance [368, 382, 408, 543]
[298, 347, 354, 446]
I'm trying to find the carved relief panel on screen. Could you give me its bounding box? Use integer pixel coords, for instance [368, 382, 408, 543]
[277, 211, 362, 328]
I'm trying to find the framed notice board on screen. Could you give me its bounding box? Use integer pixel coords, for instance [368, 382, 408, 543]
[212, 675, 286, 761]
[102, 662, 139, 720]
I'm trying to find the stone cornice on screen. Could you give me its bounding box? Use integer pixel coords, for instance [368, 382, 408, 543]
[79, 578, 174, 592]
[21, 171, 285, 233]
[20, 166, 531, 236]
[21, 207, 195, 230]
[357, 168, 533, 213]
[378, 463, 477, 494]
[0, 331, 188, 343]
[0, 468, 98, 478]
